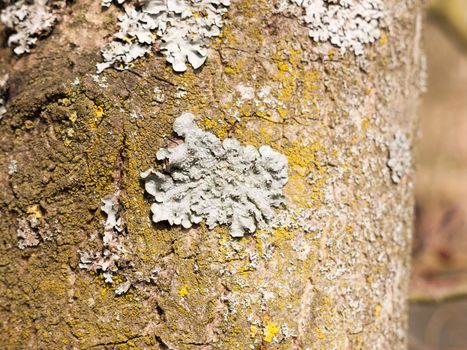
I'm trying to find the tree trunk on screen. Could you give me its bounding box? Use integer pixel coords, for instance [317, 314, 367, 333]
[0, 0, 424, 349]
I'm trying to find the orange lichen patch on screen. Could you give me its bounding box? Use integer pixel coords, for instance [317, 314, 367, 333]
[38, 276, 67, 298]
[361, 117, 370, 131]
[263, 322, 280, 342]
[272, 227, 295, 249]
[232, 121, 277, 151]
[374, 304, 382, 317]
[285, 141, 326, 206]
[224, 65, 240, 75]
[379, 31, 388, 46]
[277, 61, 290, 72]
[285, 174, 313, 208]
[271, 47, 320, 119]
[302, 69, 320, 102]
[89, 104, 105, 129]
[69, 111, 78, 123]
[277, 106, 288, 119]
[254, 231, 266, 258]
[27, 204, 43, 219]
[218, 25, 238, 46]
[273, 227, 293, 241]
[178, 285, 189, 298]
[202, 115, 233, 139]
[250, 325, 259, 338]
[95, 105, 104, 118]
[315, 326, 326, 340]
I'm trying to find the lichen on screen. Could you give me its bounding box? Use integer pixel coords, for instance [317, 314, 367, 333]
[141, 113, 289, 237]
[115, 280, 132, 295]
[7, 159, 17, 175]
[387, 131, 411, 184]
[178, 284, 188, 297]
[79, 192, 127, 284]
[263, 321, 280, 342]
[16, 205, 53, 249]
[0, 73, 8, 118]
[16, 217, 41, 249]
[290, 0, 385, 55]
[0, 0, 66, 55]
[97, 0, 231, 73]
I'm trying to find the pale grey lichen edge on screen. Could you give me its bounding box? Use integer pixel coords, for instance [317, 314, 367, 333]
[98, 0, 231, 73]
[289, 0, 385, 56]
[0, 0, 66, 55]
[141, 113, 289, 237]
[79, 192, 128, 289]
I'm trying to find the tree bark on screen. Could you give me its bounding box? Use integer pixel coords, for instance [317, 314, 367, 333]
[0, 0, 424, 349]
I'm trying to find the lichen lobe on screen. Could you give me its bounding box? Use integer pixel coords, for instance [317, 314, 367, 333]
[0, 0, 66, 55]
[98, 0, 231, 73]
[291, 0, 384, 55]
[79, 193, 127, 284]
[141, 113, 289, 237]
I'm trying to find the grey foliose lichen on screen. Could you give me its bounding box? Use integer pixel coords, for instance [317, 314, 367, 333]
[387, 131, 411, 184]
[0, 0, 66, 55]
[97, 0, 230, 73]
[141, 113, 289, 237]
[79, 193, 126, 284]
[291, 0, 384, 55]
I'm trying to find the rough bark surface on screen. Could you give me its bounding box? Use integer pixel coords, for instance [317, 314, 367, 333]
[0, 1, 423, 349]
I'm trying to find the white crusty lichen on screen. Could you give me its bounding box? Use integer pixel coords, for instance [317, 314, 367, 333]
[17, 217, 41, 249]
[141, 113, 289, 237]
[8, 159, 17, 175]
[0, 73, 8, 119]
[97, 0, 230, 73]
[387, 131, 411, 184]
[0, 0, 66, 55]
[102, 0, 125, 7]
[16, 205, 53, 249]
[79, 193, 126, 284]
[290, 0, 384, 55]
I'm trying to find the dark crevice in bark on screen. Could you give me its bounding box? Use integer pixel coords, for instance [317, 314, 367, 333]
[66, 322, 81, 343]
[86, 334, 145, 349]
[155, 335, 170, 350]
[126, 68, 176, 87]
[155, 304, 167, 322]
[113, 121, 127, 195]
[159, 242, 176, 260]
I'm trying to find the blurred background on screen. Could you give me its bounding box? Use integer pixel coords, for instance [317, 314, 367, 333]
[409, 1, 467, 349]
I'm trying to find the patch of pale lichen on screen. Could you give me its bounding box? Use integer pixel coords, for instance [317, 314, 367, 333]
[0, 0, 419, 348]
[104, 1, 332, 345]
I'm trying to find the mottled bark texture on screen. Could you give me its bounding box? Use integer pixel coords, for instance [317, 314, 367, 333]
[0, 1, 424, 349]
